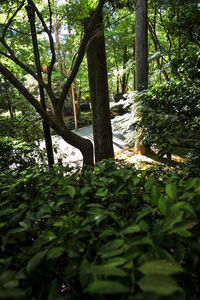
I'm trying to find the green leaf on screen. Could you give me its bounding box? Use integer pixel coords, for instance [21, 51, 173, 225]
[138, 260, 184, 275]
[138, 275, 183, 295]
[162, 211, 184, 232]
[47, 247, 65, 260]
[158, 196, 167, 215]
[80, 258, 90, 288]
[26, 249, 47, 275]
[105, 257, 128, 267]
[165, 183, 177, 200]
[136, 208, 156, 223]
[0, 288, 25, 298]
[80, 186, 91, 195]
[67, 186, 76, 198]
[171, 201, 196, 217]
[121, 224, 140, 235]
[99, 239, 125, 258]
[85, 280, 129, 294]
[86, 265, 127, 277]
[57, 186, 76, 198]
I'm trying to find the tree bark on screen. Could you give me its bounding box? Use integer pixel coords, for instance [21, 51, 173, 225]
[148, 22, 169, 82]
[135, 0, 148, 91]
[54, 20, 64, 78]
[85, 13, 114, 163]
[121, 45, 128, 93]
[135, 0, 148, 154]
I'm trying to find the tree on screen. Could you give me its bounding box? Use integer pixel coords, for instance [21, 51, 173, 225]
[135, 0, 148, 91]
[134, 0, 148, 154]
[0, 0, 107, 166]
[84, 12, 114, 163]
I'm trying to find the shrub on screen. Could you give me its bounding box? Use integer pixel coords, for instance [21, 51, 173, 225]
[131, 79, 200, 160]
[0, 112, 43, 143]
[0, 160, 200, 299]
[0, 137, 45, 172]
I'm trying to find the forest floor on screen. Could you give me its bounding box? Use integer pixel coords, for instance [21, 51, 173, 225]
[41, 123, 185, 170]
[115, 147, 185, 170]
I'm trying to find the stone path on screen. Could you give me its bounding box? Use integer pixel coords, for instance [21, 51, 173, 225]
[40, 124, 129, 167]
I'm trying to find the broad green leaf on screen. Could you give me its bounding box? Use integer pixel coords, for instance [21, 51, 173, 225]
[121, 224, 140, 235]
[85, 280, 129, 294]
[95, 188, 108, 198]
[4, 280, 19, 288]
[99, 228, 118, 238]
[105, 257, 128, 267]
[0, 288, 25, 298]
[138, 260, 184, 275]
[99, 239, 125, 258]
[80, 258, 90, 288]
[151, 185, 160, 205]
[80, 186, 91, 195]
[185, 178, 200, 190]
[136, 208, 156, 223]
[57, 186, 76, 198]
[47, 247, 65, 260]
[170, 229, 192, 237]
[138, 275, 183, 295]
[86, 265, 127, 277]
[162, 211, 184, 232]
[171, 201, 196, 217]
[139, 220, 149, 232]
[165, 183, 177, 200]
[158, 196, 167, 215]
[26, 249, 47, 275]
[67, 186, 76, 198]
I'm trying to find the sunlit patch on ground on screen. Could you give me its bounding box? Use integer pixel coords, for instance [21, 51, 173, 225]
[115, 147, 185, 169]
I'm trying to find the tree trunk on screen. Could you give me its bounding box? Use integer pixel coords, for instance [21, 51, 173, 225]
[148, 22, 169, 82]
[85, 14, 114, 163]
[135, 0, 148, 91]
[121, 45, 128, 93]
[54, 20, 64, 78]
[135, 0, 148, 154]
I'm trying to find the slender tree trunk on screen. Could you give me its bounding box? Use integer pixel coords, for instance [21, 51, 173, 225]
[177, 1, 181, 59]
[54, 20, 64, 78]
[85, 14, 114, 163]
[135, 0, 148, 91]
[148, 22, 169, 82]
[135, 0, 148, 154]
[121, 45, 128, 93]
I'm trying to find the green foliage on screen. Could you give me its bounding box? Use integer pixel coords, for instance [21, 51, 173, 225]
[132, 79, 200, 161]
[171, 50, 200, 80]
[0, 113, 44, 143]
[0, 137, 43, 172]
[0, 160, 200, 299]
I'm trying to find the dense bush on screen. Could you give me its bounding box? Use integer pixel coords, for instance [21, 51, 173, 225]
[132, 79, 200, 161]
[0, 160, 200, 299]
[0, 113, 43, 143]
[0, 137, 45, 172]
[171, 50, 200, 81]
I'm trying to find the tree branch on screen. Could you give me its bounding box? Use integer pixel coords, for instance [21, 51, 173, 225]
[0, 38, 56, 104]
[0, 62, 54, 125]
[28, 0, 56, 86]
[1, 0, 25, 39]
[58, 0, 106, 107]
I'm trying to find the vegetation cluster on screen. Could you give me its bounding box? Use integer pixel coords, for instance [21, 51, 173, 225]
[0, 160, 200, 299]
[0, 0, 200, 299]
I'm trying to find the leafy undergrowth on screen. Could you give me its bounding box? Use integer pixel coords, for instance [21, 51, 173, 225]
[0, 160, 200, 299]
